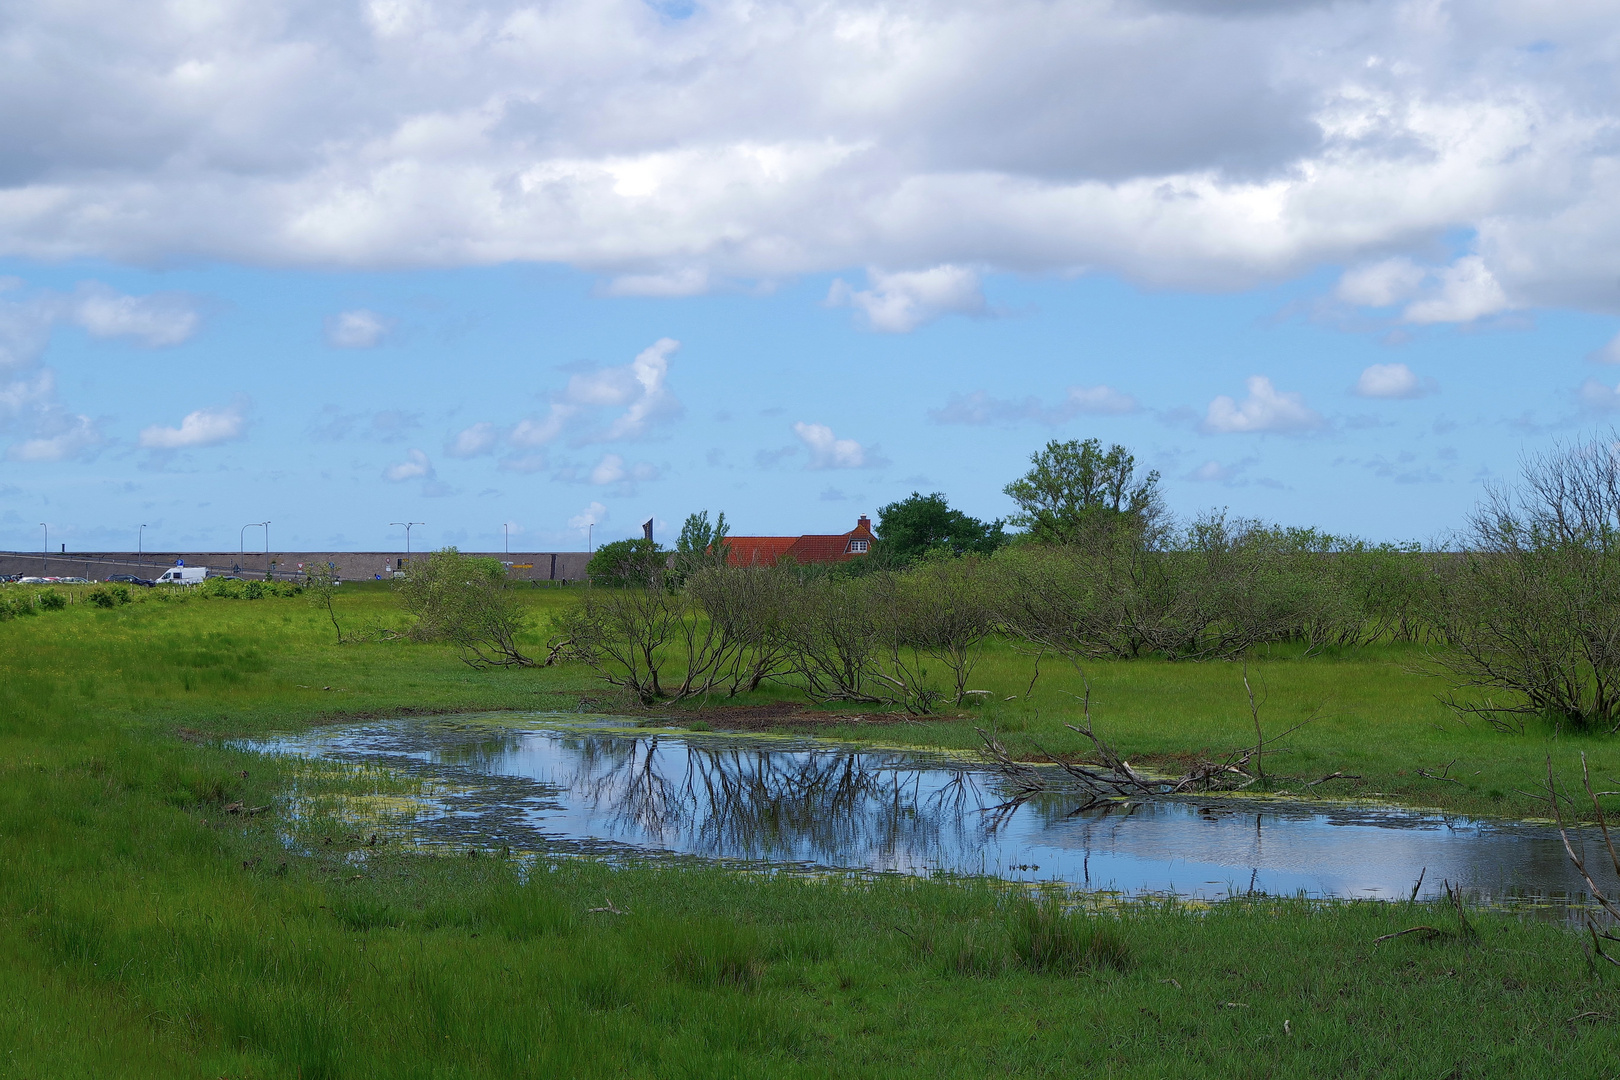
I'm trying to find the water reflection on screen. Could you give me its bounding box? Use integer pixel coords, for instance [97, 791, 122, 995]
[254, 715, 1620, 914]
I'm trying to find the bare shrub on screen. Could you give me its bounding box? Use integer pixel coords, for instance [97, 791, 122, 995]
[784, 576, 887, 705]
[883, 556, 999, 705]
[686, 566, 797, 695]
[559, 584, 680, 703]
[1432, 435, 1620, 731]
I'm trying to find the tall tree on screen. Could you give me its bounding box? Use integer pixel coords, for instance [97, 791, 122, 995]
[876, 492, 1006, 560]
[1003, 438, 1163, 545]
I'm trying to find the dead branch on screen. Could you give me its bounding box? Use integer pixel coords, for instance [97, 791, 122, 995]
[1589, 920, 1620, 968]
[1304, 771, 1362, 788]
[974, 727, 1047, 797]
[1417, 759, 1461, 784]
[1548, 753, 1620, 922]
[1373, 926, 1446, 946]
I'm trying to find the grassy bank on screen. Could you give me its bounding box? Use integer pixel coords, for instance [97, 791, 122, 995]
[2, 585, 1618, 1076]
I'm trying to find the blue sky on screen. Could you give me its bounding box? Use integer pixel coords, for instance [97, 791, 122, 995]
[4, 1, 1620, 552]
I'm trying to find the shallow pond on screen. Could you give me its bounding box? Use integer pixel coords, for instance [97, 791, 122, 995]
[251, 713, 1620, 915]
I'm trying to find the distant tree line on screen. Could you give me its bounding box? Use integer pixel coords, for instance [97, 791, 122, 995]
[395, 433, 1620, 733]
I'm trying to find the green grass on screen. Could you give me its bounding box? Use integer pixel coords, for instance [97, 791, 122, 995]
[1, 584, 1618, 1077]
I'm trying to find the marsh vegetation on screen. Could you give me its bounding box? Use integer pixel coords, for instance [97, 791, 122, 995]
[6, 435, 1620, 1075]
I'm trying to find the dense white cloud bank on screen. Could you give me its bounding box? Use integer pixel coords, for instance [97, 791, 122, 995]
[0, 1, 1618, 319]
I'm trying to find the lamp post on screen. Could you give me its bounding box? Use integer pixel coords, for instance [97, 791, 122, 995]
[138, 524, 146, 556]
[40, 523, 46, 574]
[390, 522, 423, 566]
[263, 521, 272, 578]
[504, 523, 510, 556]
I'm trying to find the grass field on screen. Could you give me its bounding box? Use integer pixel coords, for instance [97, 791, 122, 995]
[2, 583, 1618, 1076]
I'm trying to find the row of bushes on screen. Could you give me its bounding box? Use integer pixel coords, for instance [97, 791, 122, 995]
[0, 589, 66, 618]
[556, 518, 1441, 712]
[558, 484, 1620, 733]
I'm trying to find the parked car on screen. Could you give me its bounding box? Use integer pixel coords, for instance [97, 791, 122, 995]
[17, 577, 47, 584]
[106, 574, 156, 588]
[54, 577, 90, 585]
[0, 573, 20, 583]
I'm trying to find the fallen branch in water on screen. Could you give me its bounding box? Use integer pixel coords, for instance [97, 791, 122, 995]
[1548, 753, 1620, 930]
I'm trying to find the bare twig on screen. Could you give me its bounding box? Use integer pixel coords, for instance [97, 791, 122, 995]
[1588, 920, 1620, 968]
[1548, 754, 1620, 922]
[1408, 867, 1426, 903]
[1417, 759, 1461, 784]
[1373, 926, 1446, 946]
[1445, 880, 1477, 944]
[1304, 771, 1362, 788]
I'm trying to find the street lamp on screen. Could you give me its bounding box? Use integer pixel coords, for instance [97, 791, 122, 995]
[138, 524, 147, 556]
[40, 523, 46, 573]
[587, 521, 594, 553]
[504, 522, 510, 555]
[263, 520, 271, 578]
[390, 522, 423, 564]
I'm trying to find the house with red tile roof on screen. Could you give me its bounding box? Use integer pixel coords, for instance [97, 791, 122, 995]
[723, 515, 876, 566]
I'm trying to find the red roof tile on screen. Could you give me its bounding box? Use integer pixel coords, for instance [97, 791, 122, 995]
[720, 516, 875, 566]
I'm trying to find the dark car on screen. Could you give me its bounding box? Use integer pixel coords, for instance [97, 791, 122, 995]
[106, 573, 156, 587]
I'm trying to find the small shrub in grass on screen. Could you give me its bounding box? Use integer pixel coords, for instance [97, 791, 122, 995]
[1008, 899, 1129, 974]
[87, 585, 130, 608]
[37, 590, 66, 611]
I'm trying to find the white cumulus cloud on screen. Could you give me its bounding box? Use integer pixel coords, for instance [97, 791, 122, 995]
[383, 448, 434, 482]
[0, 1, 1615, 324]
[794, 421, 870, 469]
[569, 502, 607, 533]
[829, 266, 986, 333]
[138, 404, 246, 449]
[6, 414, 101, 462]
[1354, 363, 1435, 400]
[446, 421, 497, 457]
[71, 284, 199, 346]
[1401, 257, 1511, 325]
[1335, 259, 1428, 309]
[2, 278, 199, 461]
[1204, 376, 1323, 435]
[1589, 332, 1620, 365]
[326, 309, 391, 348]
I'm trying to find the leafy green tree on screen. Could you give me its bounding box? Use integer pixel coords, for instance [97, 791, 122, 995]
[674, 510, 730, 577]
[1002, 438, 1164, 545]
[875, 492, 1006, 561]
[396, 548, 533, 667]
[587, 537, 667, 587]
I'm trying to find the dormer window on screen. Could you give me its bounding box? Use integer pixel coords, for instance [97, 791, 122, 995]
[848, 539, 869, 553]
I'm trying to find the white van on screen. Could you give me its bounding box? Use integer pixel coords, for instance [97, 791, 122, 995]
[156, 567, 208, 585]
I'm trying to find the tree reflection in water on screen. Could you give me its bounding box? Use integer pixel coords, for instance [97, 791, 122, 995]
[549, 734, 1008, 866]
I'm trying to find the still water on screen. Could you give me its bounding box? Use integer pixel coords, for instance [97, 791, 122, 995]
[252, 714, 1619, 912]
